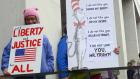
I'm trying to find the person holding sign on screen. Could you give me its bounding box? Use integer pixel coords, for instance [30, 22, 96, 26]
[1, 8, 54, 79]
[57, 26, 120, 79]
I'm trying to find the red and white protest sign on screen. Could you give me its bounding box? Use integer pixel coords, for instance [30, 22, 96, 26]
[8, 24, 45, 75]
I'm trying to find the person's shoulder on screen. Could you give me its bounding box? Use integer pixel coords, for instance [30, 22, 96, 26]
[60, 35, 67, 42]
[43, 35, 49, 41]
[43, 34, 48, 38]
[61, 35, 67, 39]
[42, 35, 51, 45]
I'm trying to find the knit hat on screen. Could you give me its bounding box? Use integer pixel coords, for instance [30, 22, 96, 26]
[23, 8, 39, 17]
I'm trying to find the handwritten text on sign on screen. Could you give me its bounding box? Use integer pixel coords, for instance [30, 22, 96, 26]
[12, 27, 43, 49]
[66, 0, 119, 69]
[9, 25, 44, 75]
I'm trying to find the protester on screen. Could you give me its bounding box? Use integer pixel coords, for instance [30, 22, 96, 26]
[57, 26, 69, 79]
[1, 8, 54, 79]
[57, 26, 120, 79]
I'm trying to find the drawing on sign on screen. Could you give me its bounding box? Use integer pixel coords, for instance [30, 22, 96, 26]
[68, 0, 87, 69]
[67, 0, 119, 69]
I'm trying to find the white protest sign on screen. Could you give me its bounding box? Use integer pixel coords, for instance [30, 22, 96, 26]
[8, 24, 45, 75]
[66, 0, 119, 70]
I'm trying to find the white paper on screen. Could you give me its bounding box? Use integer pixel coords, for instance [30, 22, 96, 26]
[66, 0, 119, 70]
[8, 24, 45, 75]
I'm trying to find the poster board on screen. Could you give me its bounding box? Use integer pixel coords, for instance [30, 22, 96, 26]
[66, 0, 119, 70]
[8, 24, 45, 75]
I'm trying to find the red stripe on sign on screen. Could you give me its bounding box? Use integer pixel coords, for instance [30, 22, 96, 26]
[15, 48, 36, 62]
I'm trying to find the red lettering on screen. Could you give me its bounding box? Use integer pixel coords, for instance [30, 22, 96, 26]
[12, 42, 16, 49]
[11, 65, 20, 73]
[12, 41, 19, 49]
[20, 41, 24, 48]
[12, 38, 42, 49]
[20, 65, 25, 72]
[26, 28, 30, 36]
[30, 28, 35, 35]
[20, 29, 26, 36]
[29, 40, 32, 47]
[35, 28, 39, 35]
[38, 27, 43, 35]
[12, 41, 25, 49]
[37, 39, 41, 46]
[18, 30, 21, 36]
[32, 40, 35, 47]
[25, 40, 30, 47]
[13, 30, 17, 37]
[27, 64, 33, 72]
[14, 27, 44, 37]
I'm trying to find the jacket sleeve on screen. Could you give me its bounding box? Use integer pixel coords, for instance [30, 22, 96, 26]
[57, 36, 69, 79]
[43, 36, 54, 72]
[1, 40, 12, 71]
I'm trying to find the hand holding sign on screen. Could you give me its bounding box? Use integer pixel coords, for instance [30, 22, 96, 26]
[113, 46, 120, 55]
[3, 69, 11, 76]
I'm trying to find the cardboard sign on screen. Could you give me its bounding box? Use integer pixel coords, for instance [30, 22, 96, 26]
[8, 24, 45, 75]
[66, 0, 119, 70]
